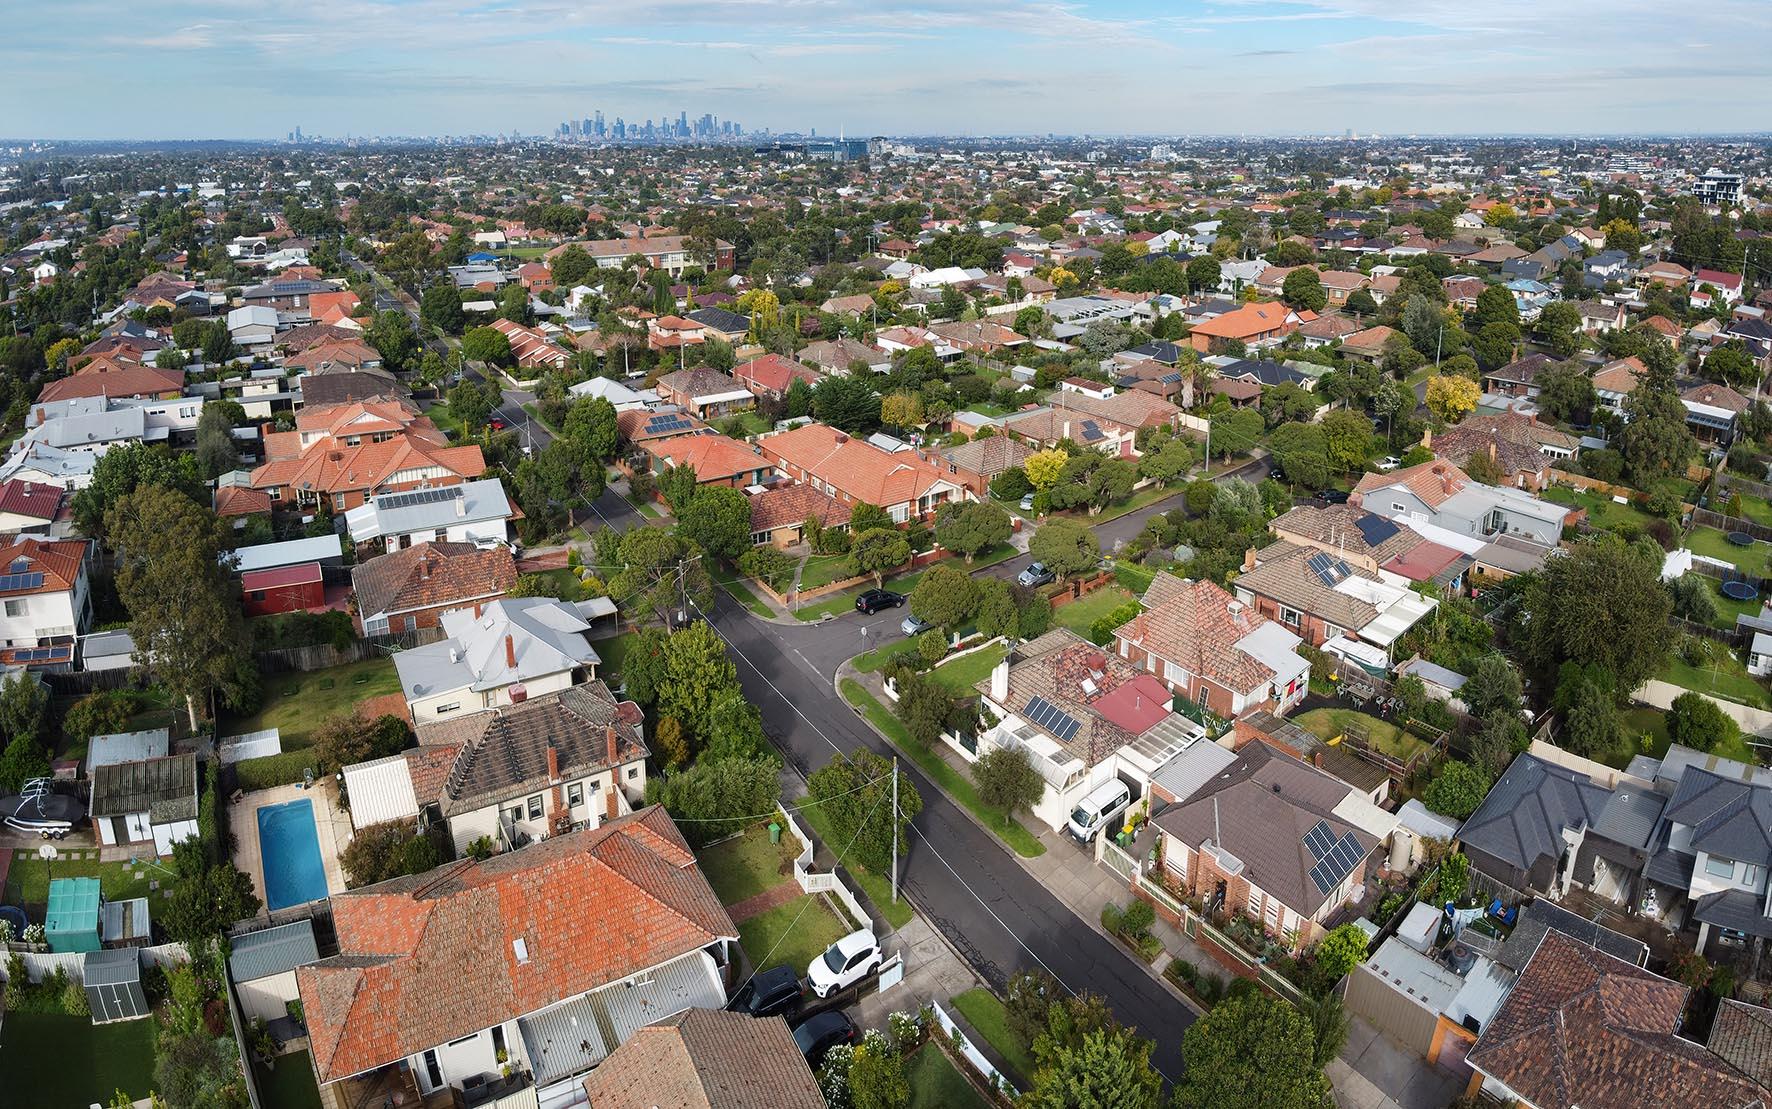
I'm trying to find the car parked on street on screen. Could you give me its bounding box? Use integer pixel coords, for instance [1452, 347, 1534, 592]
[901, 614, 934, 636]
[1378, 456, 1403, 471]
[726, 965, 802, 1019]
[806, 930, 882, 999]
[1017, 561, 1055, 588]
[855, 589, 905, 615]
[791, 1009, 857, 1067]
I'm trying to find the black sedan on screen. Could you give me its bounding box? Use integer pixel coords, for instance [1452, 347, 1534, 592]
[727, 966, 803, 1019]
[855, 589, 905, 615]
[791, 1009, 857, 1067]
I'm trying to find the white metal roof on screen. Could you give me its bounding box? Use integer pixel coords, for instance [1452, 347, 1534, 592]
[341, 753, 420, 832]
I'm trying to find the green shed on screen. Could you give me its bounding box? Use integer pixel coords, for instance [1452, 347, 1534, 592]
[45, 877, 101, 953]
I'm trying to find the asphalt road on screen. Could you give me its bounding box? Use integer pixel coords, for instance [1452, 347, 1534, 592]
[698, 588, 1197, 1082]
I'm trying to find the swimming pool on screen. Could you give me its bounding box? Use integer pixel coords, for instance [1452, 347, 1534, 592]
[256, 798, 330, 911]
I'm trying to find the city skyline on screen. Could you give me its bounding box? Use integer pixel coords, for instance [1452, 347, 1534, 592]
[10, 0, 1772, 140]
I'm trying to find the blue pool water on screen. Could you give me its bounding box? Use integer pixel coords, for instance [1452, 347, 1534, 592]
[257, 798, 329, 911]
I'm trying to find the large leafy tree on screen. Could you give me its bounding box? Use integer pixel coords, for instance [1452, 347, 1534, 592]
[194, 398, 245, 479]
[563, 396, 620, 460]
[1174, 991, 1330, 1109]
[910, 565, 979, 629]
[1534, 361, 1595, 423]
[933, 501, 1011, 562]
[1207, 407, 1264, 462]
[677, 486, 753, 561]
[806, 748, 921, 874]
[1029, 518, 1101, 582]
[1027, 1027, 1163, 1109]
[461, 324, 514, 367]
[654, 754, 784, 847]
[1515, 535, 1673, 693]
[852, 528, 911, 587]
[1425, 374, 1480, 424]
[1471, 284, 1520, 330]
[419, 281, 465, 335]
[1319, 410, 1374, 472]
[71, 442, 203, 541]
[364, 310, 420, 373]
[811, 374, 880, 433]
[108, 486, 254, 729]
[1619, 357, 1696, 484]
[608, 528, 713, 629]
[655, 621, 741, 743]
[1280, 267, 1326, 312]
[972, 745, 1045, 827]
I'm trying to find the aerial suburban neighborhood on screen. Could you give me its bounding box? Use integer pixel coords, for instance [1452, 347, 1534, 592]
[4, 8, 1772, 1108]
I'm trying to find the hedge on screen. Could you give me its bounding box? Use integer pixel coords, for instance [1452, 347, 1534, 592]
[234, 750, 316, 792]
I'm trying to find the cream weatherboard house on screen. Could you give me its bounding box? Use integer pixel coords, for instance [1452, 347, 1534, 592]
[393, 598, 604, 723]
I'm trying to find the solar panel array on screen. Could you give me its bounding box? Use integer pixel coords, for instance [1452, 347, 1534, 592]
[0, 572, 45, 593]
[1302, 819, 1336, 860]
[1306, 551, 1352, 588]
[1024, 695, 1082, 741]
[1160, 371, 1183, 384]
[378, 486, 460, 509]
[1080, 420, 1105, 442]
[1308, 831, 1367, 895]
[9, 646, 68, 663]
[1354, 515, 1400, 547]
[646, 414, 694, 434]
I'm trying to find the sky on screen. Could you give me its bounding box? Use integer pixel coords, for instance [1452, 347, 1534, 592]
[9, 0, 1772, 140]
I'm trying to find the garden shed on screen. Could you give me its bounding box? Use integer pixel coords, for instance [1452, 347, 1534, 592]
[82, 947, 149, 1023]
[45, 876, 101, 953]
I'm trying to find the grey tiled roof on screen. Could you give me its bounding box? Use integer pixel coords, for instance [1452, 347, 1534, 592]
[1664, 767, 1772, 868]
[1693, 888, 1772, 940]
[1592, 787, 1666, 851]
[1458, 753, 1611, 885]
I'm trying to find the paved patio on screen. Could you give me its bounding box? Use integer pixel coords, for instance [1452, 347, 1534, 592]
[228, 780, 350, 918]
[1330, 1017, 1470, 1109]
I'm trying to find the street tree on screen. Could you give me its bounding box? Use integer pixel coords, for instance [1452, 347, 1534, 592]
[1425, 374, 1480, 424]
[563, 396, 620, 460]
[419, 281, 465, 334]
[677, 486, 753, 561]
[852, 528, 912, 587]
[1029, 518, 1101, 581]
[806, 748, 921, 875]
[1174, 991, 1330, 1109]
[1320, 410, 1374, 472]
[934, 501, 1012, 562]
[910, 565, 979, 629]
[972, 745, 1045, 827]
[655, 621, 741, 744]
[364, 310, 420, 373]
[1207, 407, 1264, 462]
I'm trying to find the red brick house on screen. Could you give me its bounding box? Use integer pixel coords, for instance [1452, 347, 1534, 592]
[350, 541, 518, 636]
[758, 423, 970, 524]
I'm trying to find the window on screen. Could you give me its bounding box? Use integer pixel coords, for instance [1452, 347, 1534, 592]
[1745, 864, 1763, 888]
[491, 1025, 506, 1058]
[1166, 848, 1187, 882]
[526, 795, 544, 821]
[1707, 855, 1736, 879]
[502, 804, 523, 825]
[436, 702, 461, 715]
[1264, 899, 1281, 927]
[1247, 887, 1262, 916]
[1323, 624, 1343, 640]
[3, 600, 23, 619]
[365, 618, 390, 637]
[403, 616, 417, 633]
[567, 783, 583, 808]
[1279, 606, 1302, 627]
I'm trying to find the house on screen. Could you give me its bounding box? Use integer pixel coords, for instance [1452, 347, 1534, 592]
[655, 368, 754, 420]
[394, 597, 605, 722]
[1637, 260, 1693, 292]
[0, 479, 63, 533]
[248, 431, 487, 513]
[1503, 279, 1554, 322]
[799, 337, 891, 375]
[241, 562, 326, 617]
[0, 536, 90, 668]
[227, 305, 280, 351]
[643, 432, 774, 489]
[973, 629, 1207, 832]
[1574, 300, 1627, 335]
[1694, 269, 1746, 307]
[1592, 356, 1645, 414]
[821, 293, 877, 318]
[550, 234, 734, 275]
[401, 682, 648, 855]
[746, 484, 851, 548]
[685, 307, 749, 343]
[1637, 757, 1772, 961]
[343, 478, 516, 556]
[352, 542, 518, 636]
[36, 356, 183, 405]
[489, 318, 571, 370]
[1484, 353, 1557, 400]
[616, 407, 709, 451]
[1464, 930, 1765, 1109]
[1231, 541, 1438, 663]
[1340, 325, 1401, 364]
[1152, 742, 1381, 951]
[927, 318, 1027, 354]
[1427, 413, 1578, 491]
[581, 1008, 823, 1109]
[229, 919, 320, 1025]
[732, 353, 820, 400]
[1186, 301, 1309, 353]
[14, 395, 205, 465]
[758, 422, 970, 524]
[1683, 380, 1751, 444]
[516, 262, 553, 292]
[1266, 503, 1472, 594]
[936, 435, 1035, 497]
[1318, 270, 1371, 307]
[89, 752, 199, 855]
[1458, 752, 1614, 897]
[1112, 572, 1310, 717]
[1351, 460, 1570, 548]
[295, 808, 738, 1105]
[1298, 314, 1363, 348]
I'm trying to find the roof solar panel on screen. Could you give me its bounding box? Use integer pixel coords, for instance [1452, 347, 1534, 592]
[1309, 860, 1335, 895]
[1303, 819, 1336, 860]
[1354, 515, 1400, 547]
[1025, 695, 1081, 742]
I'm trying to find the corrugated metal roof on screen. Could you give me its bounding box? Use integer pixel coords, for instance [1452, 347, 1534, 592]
[517, 950, 724, 1087]
[230, 919, 320, 982]
[341, 753, 420, 832]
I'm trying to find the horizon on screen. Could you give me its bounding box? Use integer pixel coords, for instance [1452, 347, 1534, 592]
[11, 0, 1772, 140]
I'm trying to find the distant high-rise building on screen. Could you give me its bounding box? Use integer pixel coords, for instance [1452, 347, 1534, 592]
[594, 110, 605, 137]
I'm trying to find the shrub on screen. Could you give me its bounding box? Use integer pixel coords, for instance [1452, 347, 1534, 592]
[234, 749, 313, 791]
[916, 629, 948, 665]
[1121, 898, 1155, 938]
[63, 976, 89, 1017]
[1088, 600, 1142, 646]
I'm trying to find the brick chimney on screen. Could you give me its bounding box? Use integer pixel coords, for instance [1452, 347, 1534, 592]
[505, 634, 516, 669]
[546, 742, 566, 819]
[605, 725, 619, 765]
[1242, 546, 1258, 573]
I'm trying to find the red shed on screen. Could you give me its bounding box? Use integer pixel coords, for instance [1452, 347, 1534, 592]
[241, 562, 324, 617]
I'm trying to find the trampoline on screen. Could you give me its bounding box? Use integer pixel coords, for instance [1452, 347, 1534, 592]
[1722, 580, 1760, 602]
[1728, 531, 1756, 547]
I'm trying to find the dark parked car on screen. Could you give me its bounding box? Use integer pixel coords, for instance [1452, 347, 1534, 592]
[1317, 489, 1350, 505]
[791, 1009, 857, 1067]
[855, 589, 905, 614]
[727, 966, 803, 1019]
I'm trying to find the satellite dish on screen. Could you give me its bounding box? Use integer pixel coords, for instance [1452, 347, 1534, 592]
[37, 844, 57, 861]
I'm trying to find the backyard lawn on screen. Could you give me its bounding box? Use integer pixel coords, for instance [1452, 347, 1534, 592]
[1698, 576, 1764, 629]
[0, 1010, 159, 1106]
[1687, 527, 1772, 577]
[695, 824, 799, 906]
[592, 632, 635, 682]
[1541, 485, 1662, 533]
[1658, 657, 1772, 710]
[927, 643, 1008, 693]
[523, 567, 595, 602]
[737, 895, 848, 976]
[4, 848, 160, 910]
[908, 1042, 989, 1109]
[951, 988, 1036, 1085]
[255, 1050, 323, 1109]
[1293, 708, 1431, 762]
[1052, 584, 1138, 643]
[1113, 559, 1158, 596]
[224, 658, 403, 746]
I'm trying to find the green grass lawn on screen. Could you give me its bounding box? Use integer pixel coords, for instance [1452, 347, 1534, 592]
[696, 824, 800, 906]
[908, 1042, 989, 1109]
[525, 566, 593, 602]
[1727, 492, 1772, 528]
[4, 849, 159, 910]
[1293, 708, 1431, 761]
[796, 794, 915, 930]
[800, 552, 863, 592]
[1052, 584, 1138, 642]
[1659, 657, 1772, 710]
[1701, 576, 1763, 630]
[928, 643, 1008, 693]
[839, 679, 1045, 858]
[737, 894, 848, 975]
[0, 1010, 159, 1105]
[1113, 559, 1158, 597]
[1686, 527, 1772, 577]
[792, 545, 1020, 622]
[951, 987, 1036, 1085]
[224, 658, 402, 746]
[592, 632, 635, 682]
[716, 410, 773, 438]
[852, 638, 924, 673]
[256, 1050, 323, 1109]
[1542, 485, 1660, 533]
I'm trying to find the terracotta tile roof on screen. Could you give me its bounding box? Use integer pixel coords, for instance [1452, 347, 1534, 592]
[1298, 314, 1362, 340]
[759, 423, 955, 509]
[1351, 459, 1471, 510]
[799, 338, 888, 371]
[1187, 300, 1300, 341]
[581, 1008, 823, 1109]
[1340, 325, 1400, 357]
[941, 435, 1034, 478]
[1049, 388, 1181, 430]
[985, 629, 1148, 767]
[747, 484, 851, 533]
[277, 322, 366, 354]
[1685, 381, 1751, 413]
[658, 368, 743, 400]
[0, 537, 85, 595]
[732, 353, 820, 396]
[1593, 357, 1645, 395]
[250, 437, 486, 498]
[1430, 413, 1565, 479]
[1233, 541, 1385, 631]
[647, 433, 769, 483]
[284, 339, 382, 372]
[1113, 573, 1277, 696]
[0, 479, 63, 523]
[1467, 930, 1767, 1109]
[1269, 504, 1421, 564]
[295, 398, 428, 441]
[298, 806, 734, 1087]
[351, 542, 517, 623]
[38, 359, 183, 404]
[213, 485, 274, 518]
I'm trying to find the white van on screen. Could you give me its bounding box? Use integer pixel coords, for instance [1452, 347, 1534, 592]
[1065, 778, 1132, 845]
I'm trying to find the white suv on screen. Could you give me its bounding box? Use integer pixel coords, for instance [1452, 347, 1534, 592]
[806, 930, 882, 999]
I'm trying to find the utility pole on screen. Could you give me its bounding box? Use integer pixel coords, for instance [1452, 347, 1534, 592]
[891, 757, 899, 905]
